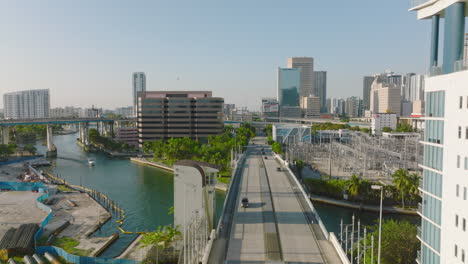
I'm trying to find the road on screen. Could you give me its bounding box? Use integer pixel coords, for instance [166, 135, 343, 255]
[218, 137, 342, 264]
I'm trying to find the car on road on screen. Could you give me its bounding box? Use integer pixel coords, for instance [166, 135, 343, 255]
[264, 156, 268, 159]
[241, 197, 249, 208]
[277, 167, 281, 171]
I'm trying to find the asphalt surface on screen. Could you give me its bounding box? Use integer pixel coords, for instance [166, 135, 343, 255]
[210, 137, 342, 264]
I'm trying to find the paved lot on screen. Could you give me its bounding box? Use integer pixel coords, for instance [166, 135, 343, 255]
[0, 191, 48, 238]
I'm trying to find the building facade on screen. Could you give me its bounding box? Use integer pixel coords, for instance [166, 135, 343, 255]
[116, 127, 138, 147]
[411, 1, 468, 263]
[277, 68, 301, 118]
[370, 74, 402, 116]
[371, 113, 397, 135]
[133, 72, 146, 117]
[363, 76, 375, 111]
[3, 89, 50, 119]
[301, 96, 320, 118]
[137, 91, 223, 147]
[345, 96, 362, 117]
[287, 57, 314, 97]
[49, 106, 80, 118]
[115, 106, 134, 117]
[313, 71, 327, 113]
[261, 98, 279, 119]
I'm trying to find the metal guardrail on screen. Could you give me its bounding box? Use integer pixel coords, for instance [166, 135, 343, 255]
[417, 226, 422, 239]
[416, 250, 422, 264]
[418, 203, 423, 214]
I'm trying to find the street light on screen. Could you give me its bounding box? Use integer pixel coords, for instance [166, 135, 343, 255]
[371, 185, 383, 264]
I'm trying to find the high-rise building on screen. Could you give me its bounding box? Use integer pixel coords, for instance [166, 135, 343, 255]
[137, 91, 223, 147]
[301, 96, 320, 118]
[409, 74, 426, 102]
[369, 74, 402, 116]
[133, 72, 146, 117]
[402, 73, 416, 101]
[287, 57, 314, 97]
[371, 113, 397, 135]
[313, 71, 327, 113]
[3, 89, 50, 119]
[345, 96, 362, 117]
[411, 1, 468, 263]
[363, 76, 375, 110]
[277, 68, 301, 118]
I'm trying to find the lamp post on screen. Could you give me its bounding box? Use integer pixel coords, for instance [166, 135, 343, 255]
[371, 185, 383, 264]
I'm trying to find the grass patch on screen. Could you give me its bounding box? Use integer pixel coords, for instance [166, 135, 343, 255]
[57, 185, 74, 192]
[217, 177, 231, 184]
[52, 237, 93, 256]
[12, 256, 24, 264]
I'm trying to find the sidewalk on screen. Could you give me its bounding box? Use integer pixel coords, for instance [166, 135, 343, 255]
[309, 194, 418, 215]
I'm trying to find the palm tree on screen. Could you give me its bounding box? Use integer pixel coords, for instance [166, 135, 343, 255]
[392, 169, 411, 208]
[347, 174, 362, 199]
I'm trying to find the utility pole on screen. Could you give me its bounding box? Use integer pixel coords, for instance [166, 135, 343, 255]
[328, 133, 332, 179]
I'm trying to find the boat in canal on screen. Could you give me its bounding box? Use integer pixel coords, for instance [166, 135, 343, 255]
[87, 158, 95, 166]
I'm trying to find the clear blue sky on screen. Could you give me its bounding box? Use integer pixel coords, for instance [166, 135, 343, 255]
[0, 0, 430, 110]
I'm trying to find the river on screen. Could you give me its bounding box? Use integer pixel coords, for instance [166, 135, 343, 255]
[34, 132, 418, 258]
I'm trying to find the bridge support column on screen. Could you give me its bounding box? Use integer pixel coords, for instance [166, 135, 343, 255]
[84, 123, 90, 145]
[110, 122, 114, 138]
[1, 127, 9, 145]
[46, 124, 57, 157]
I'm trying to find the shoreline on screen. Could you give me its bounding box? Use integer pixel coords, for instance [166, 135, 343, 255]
[309, 194, 418, 215]
[130, 157, 228, 192]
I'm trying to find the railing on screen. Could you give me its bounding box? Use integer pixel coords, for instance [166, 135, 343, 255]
[454, 60, 468, 72]
[418, 203, 423, 214]
[419, 179, 424, 190]
[416, 250, 422, 264]
[417, 226, 422, 239]
[429, 65, 442, 77]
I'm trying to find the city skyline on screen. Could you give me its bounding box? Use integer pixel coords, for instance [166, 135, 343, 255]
[0, 1, 429, 110]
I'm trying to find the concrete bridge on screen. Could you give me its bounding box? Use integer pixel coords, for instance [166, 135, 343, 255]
[0, 117, 135, 157]
[208, 137, 345, 264]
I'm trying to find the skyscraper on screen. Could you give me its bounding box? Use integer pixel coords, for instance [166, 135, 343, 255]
[277, 68, 301, 118]
[411, 1, 468, 263]
[362, 76, 375, 110]
[313, 71, 327, 113]
[3, 89, 50, 119]
[133, 72, 146, 117]
[287, 57, 314, 97]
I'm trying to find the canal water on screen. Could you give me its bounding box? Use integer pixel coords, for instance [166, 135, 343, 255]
[35, 132, 418, 257]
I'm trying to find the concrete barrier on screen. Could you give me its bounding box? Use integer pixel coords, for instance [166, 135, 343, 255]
[329, 232, 350, 264]
[201, 229, 216, 264]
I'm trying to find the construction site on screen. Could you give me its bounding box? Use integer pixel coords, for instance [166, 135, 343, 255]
[286, 130, 423, 183]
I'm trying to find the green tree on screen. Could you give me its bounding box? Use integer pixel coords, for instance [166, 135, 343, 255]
[88, 128, 100, 144]
[143, 141, 153, 154]
[395, 123, 413, 132]
[140, 225, 182, 264]
[381, 127, 393, 133]
[294, 159, 305, 179]
[392, 169, 420, 208]
[23, 144, 37, 155]
[271, 142, 283, 154]
[357, 220, 419, 264]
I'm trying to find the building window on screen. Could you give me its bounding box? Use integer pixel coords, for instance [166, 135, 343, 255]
[456, 244, 459, 257]
[464, 218, 466, 231]
[466, 127, 468, 139]
[457, 215, 459, 227]
[464, 187, 467, 200]
[466, 157, 468, 170]
[458, 155, 461, 168]
[457, 184, 460, 197]
[463, 249, 466, 262]
[460, 96, 463, 109]
[460, 126, 462, 138]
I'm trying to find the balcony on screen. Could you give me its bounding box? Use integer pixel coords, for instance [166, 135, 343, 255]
[418, 179, 424, 193]
[418, 203, 423, 215]
[416, 250, 422, 264]
[454, 60, 468, 72]
[417, 226, 422, 240]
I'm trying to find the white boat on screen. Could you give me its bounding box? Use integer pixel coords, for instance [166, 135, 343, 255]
[87, 158, 95, 166]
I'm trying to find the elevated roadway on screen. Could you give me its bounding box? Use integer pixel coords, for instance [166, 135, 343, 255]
[209, 137, 342, 264]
